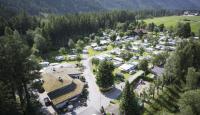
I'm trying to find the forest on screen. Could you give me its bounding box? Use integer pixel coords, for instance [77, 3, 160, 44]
[0, 9, 179, 55]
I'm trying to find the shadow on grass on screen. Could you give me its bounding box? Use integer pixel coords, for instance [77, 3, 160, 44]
[144, 108, 155, 115]
[159, 95, 179, 113]
[166, 87, 180, 98]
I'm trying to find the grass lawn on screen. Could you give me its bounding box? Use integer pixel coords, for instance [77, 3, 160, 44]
[144, 16, 200, 34]
[107, 44, 114, 51]
[88, 47, 101, 57]
[88, 44, 114, 57]
[113, 68, 131, 80]
[143, 52, 150, 57]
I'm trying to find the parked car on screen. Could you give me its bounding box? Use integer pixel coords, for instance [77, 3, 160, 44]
[44, 97, 52, 106]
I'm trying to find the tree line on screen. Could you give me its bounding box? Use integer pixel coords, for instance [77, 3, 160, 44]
[0, 9, 185, 56]
[0, 29, 42, 115]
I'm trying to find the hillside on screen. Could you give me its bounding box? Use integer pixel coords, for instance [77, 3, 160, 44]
[144, 16, 200, 34]
[0, 0, 200, 14]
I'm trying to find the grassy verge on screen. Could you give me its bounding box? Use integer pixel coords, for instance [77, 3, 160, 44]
[144, 16, 200, 34]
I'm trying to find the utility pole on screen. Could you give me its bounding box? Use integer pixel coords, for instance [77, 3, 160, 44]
[100, 92, 101, 107]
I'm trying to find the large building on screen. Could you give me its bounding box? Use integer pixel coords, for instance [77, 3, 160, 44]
[41, 66, 84, 109]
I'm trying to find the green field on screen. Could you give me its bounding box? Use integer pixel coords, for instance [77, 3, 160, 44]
[144, 16, 200, 34]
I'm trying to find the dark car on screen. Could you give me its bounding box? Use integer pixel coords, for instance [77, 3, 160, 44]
[44, 97, 52, 106]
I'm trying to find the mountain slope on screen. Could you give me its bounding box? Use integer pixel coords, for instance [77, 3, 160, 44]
[99, 0, 200, 10]
[0, 0, 200, 14]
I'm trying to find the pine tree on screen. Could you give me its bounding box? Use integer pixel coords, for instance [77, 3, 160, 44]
[186, 67, 200, 89]
[0, 29, 41, 114]
[138, 59, 148, 74]
[120, 81, 140, 115]
[110, 33, 117, 42]
[96, 60, 114, 90]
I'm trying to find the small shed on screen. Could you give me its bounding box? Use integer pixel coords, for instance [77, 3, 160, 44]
[55, 56, 65, 61]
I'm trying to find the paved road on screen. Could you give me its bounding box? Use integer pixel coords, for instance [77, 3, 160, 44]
[75, 54, 125, 115]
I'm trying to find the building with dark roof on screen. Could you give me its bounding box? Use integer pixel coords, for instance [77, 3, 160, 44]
[151, 66, 164, 77]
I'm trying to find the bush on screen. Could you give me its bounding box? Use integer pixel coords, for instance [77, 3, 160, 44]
[115, 73, 125, 82]
[93, 69, 96, 73]
[92, 58, 99, 65]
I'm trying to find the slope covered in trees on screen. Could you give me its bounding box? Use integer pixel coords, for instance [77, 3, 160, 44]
[0, 0, 200, 14]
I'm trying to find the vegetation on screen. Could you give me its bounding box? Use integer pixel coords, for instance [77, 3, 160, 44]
[144, 16, 200, 35]
[96, 60, 115, 90]
[152, 52, 169, 66]
[110, 33, 117, 42]
[0, 29, 41, 115]
[120, 81, 140, 115]
[146, 39, 200, 115]
[120, 50, 133, 61]
[138, 60, 149, 74]
[179, 89, 200, 115]
[186, 67, 200, 90]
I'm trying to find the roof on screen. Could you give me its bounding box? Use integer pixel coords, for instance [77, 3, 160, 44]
[110, 49, 121, 55]
[59, 67, 82, 75]
[100, 40, 110, 45]
[131, 61, 139, 66]
[55, 56, 65, 60]
[128, 70, 144, 83]
[40, 62, 49, 65]
[42, 73, 73, 92]
[147, 73, 155, 79]
[95, 54, 112, 61]
[41, 66, 83, 105]
[50, 79, 84, 105]
[119, 64, 135, 71]
[91, 43, 98, 47]
[113, 57, 123, 62]
[116, 36, 121, 40]
[151, 66, 164, 76]
[131, 46, 139, 51]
